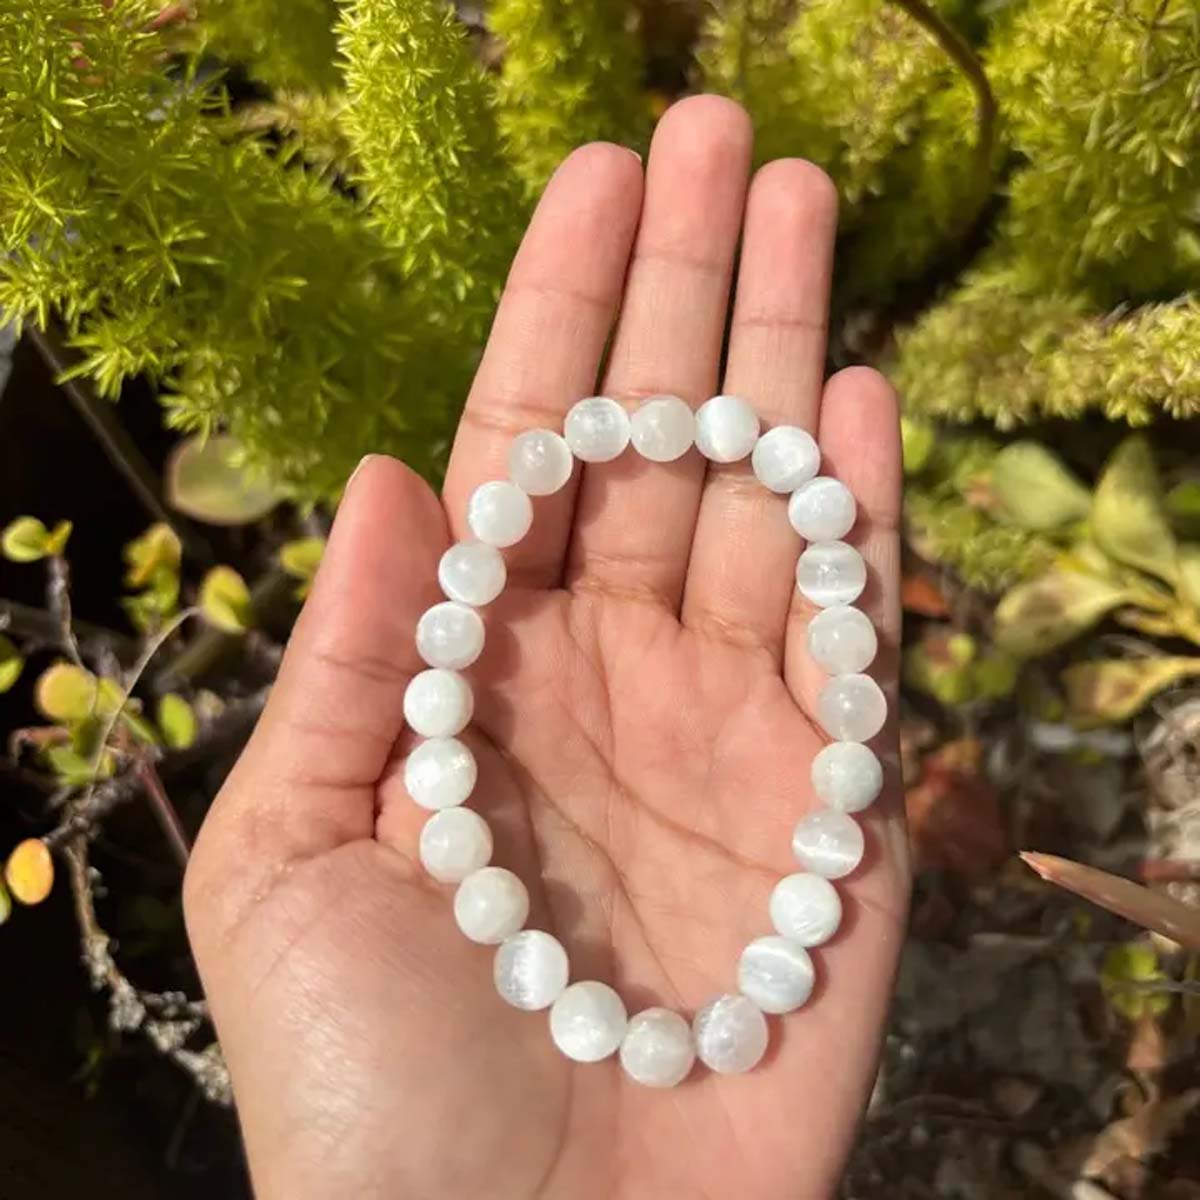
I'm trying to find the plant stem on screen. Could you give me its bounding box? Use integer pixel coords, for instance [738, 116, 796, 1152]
[0, 596, 140, 661]
[135, 760, 191, 869]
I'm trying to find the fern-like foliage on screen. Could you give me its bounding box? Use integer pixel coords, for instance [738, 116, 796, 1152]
[195, 0, 342, 90]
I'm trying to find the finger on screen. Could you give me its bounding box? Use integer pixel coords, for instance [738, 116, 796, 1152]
[565, 95, 753, 609]
[442, 143, 643, 588]
[187, 456, 448, 931]
[681, 159, 837, 658]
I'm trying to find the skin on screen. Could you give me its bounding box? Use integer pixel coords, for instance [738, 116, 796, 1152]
[184, 96, 909, 1200]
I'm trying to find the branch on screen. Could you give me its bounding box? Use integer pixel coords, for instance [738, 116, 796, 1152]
[0, 597, 140, 662]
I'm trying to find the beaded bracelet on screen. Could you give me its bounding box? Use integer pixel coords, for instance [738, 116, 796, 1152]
[401, 393, 886, 1088]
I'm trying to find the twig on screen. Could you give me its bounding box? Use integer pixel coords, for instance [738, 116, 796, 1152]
[135, 760, 191, 870]
[46, 556, 85, 667]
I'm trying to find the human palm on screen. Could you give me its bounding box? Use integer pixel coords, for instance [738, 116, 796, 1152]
[185, 96, 908, 1200]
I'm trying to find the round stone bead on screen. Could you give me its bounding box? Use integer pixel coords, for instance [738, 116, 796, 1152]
[817, 672, 888, 742]
[467, 481, 533, 548]
[404, 736, 477, 810]
[630, 394, 695, 462]
[493, 930, 569, 1011]
[791, 809, 865, 879]
[769, 873, 842, 947]
[806, 605, 877, 674]
[415, 601, 485, 671]
[509, 429, 574, 496]
[694, 394, 760, 463]
[796, 540, 867, 608]
[619, 1008, 696, 1088]
[564, 396, 630, 463]
[419, 808, 493, 883]
[692, 993, 769, 1075]
[403, 669, 474, 738]
[438, 541, 507, 607]
[737, 935, 815, 1014]
[453, 866, 529, 945]
[811, 741, 884, 813]
[751, 425, 820, 493]
[788, 476, 857, 542]
[550, 981, 628, 1063]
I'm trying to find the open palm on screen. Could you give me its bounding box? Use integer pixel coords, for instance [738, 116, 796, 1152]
[184, 96, 909, 1200]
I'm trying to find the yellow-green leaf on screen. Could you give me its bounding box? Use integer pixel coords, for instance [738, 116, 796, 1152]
[1179, 545, 1200, 611]
[989, 441, 1091, 532]
[901, 416, 936, 475]
[200, 566, 253, 634]
[0, 635, 23, 693]
[279, 536, 325, 598]
[157, 693, 197, 750]
[1102, 943, 1172, 1021]
[1064, 657, 1200, 725]
[35, 663, 102, 722]
[5, 839, 54, 906]
[43, 520, 72, 556]
[123, 523, 181, 589]
[166, 434, 283, 526]
[42, 744, 116, 786]
[2, 517, 50, 562]
[994, 567, 1131, 657]
[1092, 435, 1179, 585]
[0, 879, 10, 926]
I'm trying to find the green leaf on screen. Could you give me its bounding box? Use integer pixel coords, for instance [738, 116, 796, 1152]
[42, 745, 116, 787]
[1064, 657, 1200, 725]
[994, 567, 1132, 657]
[1179, 545, 1200, 611]
[35, 663, 103, 722]
[900, 416, 936, 475]
[199, 566, 253, 634]
[157, 693, 197, 750]
[166, 434, 283, 526]
[279, 536, 325, 598]
[0, 635, 24, 694]
[1166, 480, 1200, 539]
[989, 441, 1091, 532]
[123, 523, 181, 589]
[1092, 435, 1179, 585]
[3, 517, 48, 562]
[0, 879, 10, 926]
[1101, 943, 1172, 1022]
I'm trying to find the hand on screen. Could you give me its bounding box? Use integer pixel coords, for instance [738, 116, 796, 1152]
[184, 95, 908, 1200]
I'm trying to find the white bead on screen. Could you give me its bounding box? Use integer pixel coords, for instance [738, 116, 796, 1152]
[550, 981, 628, 1062]
[694, 394, 760, 463]
[769, 873, 842, 947]
[817, 672, 888, 742]
[788, 476, 857, 541]
[453, 866, 529, 944]
[806, 605, 877, 674]
[796, 541, 867, 607]
[419, 808, 493, 882]
[415, 601, 485, 670]
[812, 741, 884, 813]
[751, 425, 820, 493]
[467, 481, 533, 548]
[791, 809, 865, 879]
[564, 396, 630, 463]
[737, 936, 815, 1014]
[404, 737, 476, 810]
[629, 394, 695, 462]
[509, 429, 574, 496]
[619, 1008, 695, 1088]
[403, 669, 474, 738]
[438, 541, 507, 607]
[692, 993, 769, 1075]
[493, 930, 569, 1011]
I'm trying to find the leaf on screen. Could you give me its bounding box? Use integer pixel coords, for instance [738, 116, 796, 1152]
[0, 635, 24, 693]
[279, 536, 325, 579]
[988, 441, 1092, 532]
[1092, 435, 1179, 585]
[166, 434, 283, 526]
[42, 744, 116, 786]
[199, 566, 253, 634]
[123, 523, 181, 589]
[1063, 657, 1200, 724]
[1167, 480, 1200, 539]
[5, 839, 54, 905]
[157, 693, 197, 750]
[900, 416, 936, 475]
[0, 880, 10, 926]
[1101, 943, 1172, 1021]
[35, 663, 104, 722]
[1179, 544, 1200, 610]
[994, 567, 1132, 657]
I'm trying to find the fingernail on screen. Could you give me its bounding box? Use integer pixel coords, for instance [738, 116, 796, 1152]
[346, 454, 377, 494]
[625, 146, 643, 163]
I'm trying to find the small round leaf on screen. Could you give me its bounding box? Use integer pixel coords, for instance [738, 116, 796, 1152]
[157, 693, 197, 750]
[167, 435, 283, 526]
[35, 663, 101, 722]
[6, 839, 54, 906]
[0, 635, 24, 693]
[200, 566, 253, 634]
[2, 516, 51, 562]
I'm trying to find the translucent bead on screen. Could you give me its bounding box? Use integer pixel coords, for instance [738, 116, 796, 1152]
[737, 935, 815, 1014]
[549, 981, 628, 1063]
[817, 673, 888, 742]
[791, 809, 865, 879]
[564, 396, 630, 463]
[694, 394, 760, 463]
[438, 541, 507, 607]
[751, 425, 820, 493]
[453, 866, 529, 945]
[493, 930, 569, 1011]
[796, 541, 866, 608]
[419, 808, 493, 883]
[769, 873, 842, 947]
[811, 742, 884, 814]
[788, 477, 857, 541]
[629, 394, 695, 462]
[692, 993, 769, 1075]
[619, 1008, 695, 1088]
[403, 669, 474, 738]
[509, 429, 574, 496]
[806, 605, 877, 674]
[404, 736, 476, 810]
[467, 481, 533, 548]
[415, 601, 485, 670]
